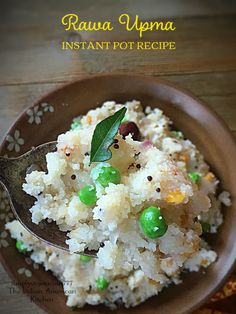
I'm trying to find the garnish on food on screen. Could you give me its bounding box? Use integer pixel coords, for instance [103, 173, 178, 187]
[171, 130, 183, 139]
[139, 206, 168, 238]
[90, 107, 127, 165]
[188, 172, 201, 184]
[78, 185, 97, 205]
[96, 165, 121, 187]
[200, 221, 211, 233]
[16, 239, 27, 253]
[119, 121, 140, 141]
[96, 277, 110, 291]
[79, 254, 92, 263]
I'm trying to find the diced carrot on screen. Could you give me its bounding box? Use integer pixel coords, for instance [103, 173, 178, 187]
[86, 115, 92, 124]
[166, 190, 185, 204]
[179, 153, 189, 163]
[204, 172, 214, 182]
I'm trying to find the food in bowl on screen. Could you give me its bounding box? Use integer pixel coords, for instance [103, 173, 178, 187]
[6, 100, 231, 309]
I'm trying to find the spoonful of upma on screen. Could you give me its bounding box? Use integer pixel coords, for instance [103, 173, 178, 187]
[0, 108, 129, 257]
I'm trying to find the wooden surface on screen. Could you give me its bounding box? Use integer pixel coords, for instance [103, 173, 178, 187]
[0, 1, 236, 313]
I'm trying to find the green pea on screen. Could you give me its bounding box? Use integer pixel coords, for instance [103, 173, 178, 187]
[70, 120, 81, 130]
[97, 166, 121, 187]
[139, 206, 168, 239]
[96, 277, 109, 291]
[171, 131, 183, 139]
[79, 254, 92, 263]
[200, 221, 211, 233]
[188, 172, 201, 184]
[78, 185, 97, 205]
[16, 240, 27, 253]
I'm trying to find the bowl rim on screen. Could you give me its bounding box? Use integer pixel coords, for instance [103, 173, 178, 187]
[1, 73, 236, 150]
[0, 73, 235, 314]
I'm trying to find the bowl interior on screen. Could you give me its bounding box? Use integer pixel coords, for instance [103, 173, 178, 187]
[0, 74, 236, 314]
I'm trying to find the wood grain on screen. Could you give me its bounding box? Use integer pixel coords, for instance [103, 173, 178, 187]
[1, 15, 236, 85]
[1, 71, 236, 143]
[0, 1, 236, 313]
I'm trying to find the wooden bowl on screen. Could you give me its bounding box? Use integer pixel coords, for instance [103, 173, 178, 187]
[0, 74, 236, 314]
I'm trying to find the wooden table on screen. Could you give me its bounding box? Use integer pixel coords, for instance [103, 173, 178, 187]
[0, 1, 236, 313]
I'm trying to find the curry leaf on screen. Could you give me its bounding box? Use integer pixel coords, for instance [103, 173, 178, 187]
[90, 107, 127, 165]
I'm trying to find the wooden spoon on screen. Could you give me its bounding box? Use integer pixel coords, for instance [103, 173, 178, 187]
[0, 142, 96, 257]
